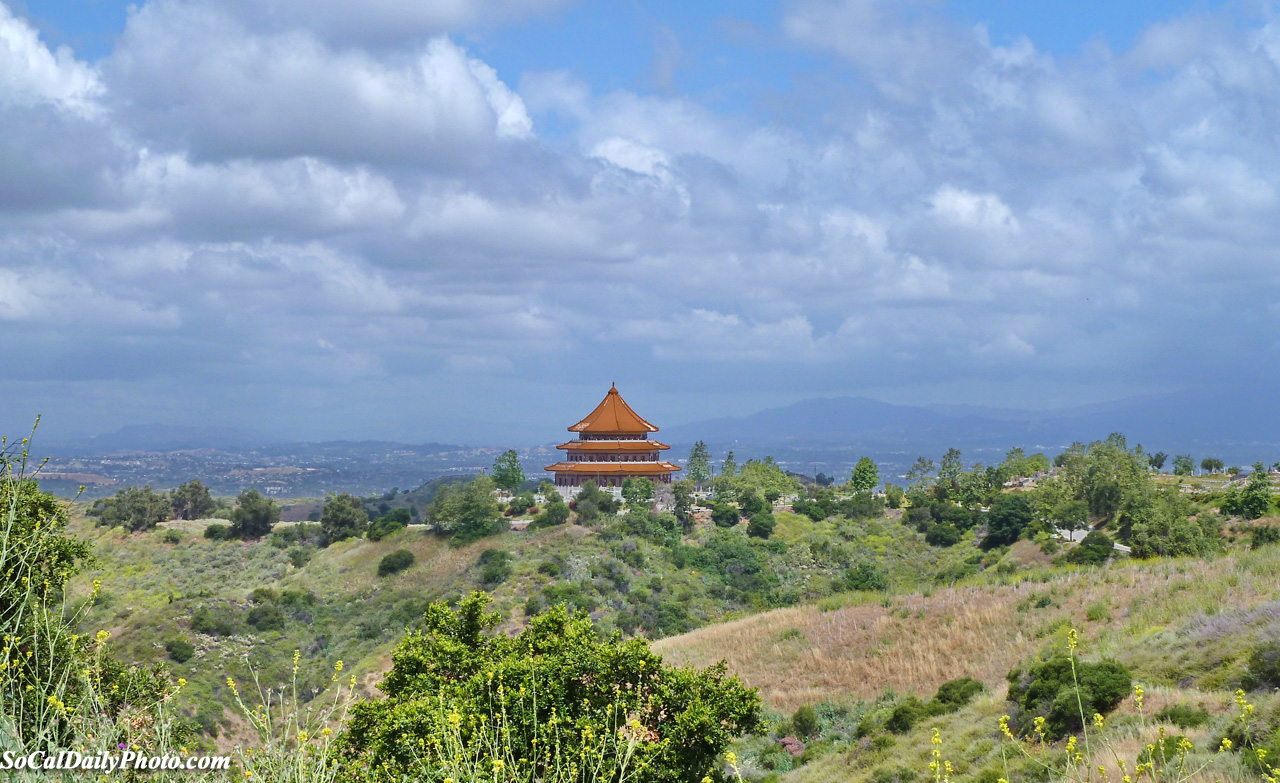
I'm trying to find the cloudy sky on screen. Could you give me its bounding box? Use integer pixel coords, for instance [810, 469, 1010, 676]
[1, 0, 1278, 445]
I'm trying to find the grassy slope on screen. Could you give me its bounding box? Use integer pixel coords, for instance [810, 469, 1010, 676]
[656, 544, 1280, 782]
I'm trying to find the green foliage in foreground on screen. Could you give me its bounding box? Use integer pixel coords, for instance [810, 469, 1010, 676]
[339, 592, 761, 783]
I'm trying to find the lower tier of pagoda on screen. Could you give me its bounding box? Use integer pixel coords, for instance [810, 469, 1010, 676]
[544, 461, 681, 475]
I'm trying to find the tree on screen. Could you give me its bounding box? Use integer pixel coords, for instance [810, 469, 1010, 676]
[884, 483, 904, 509]
[320, 492, 369, 546]
[1200, 458, 1224, 475]
[170, 479, 216, 520]
[620, 477, 655, 509]
[340, 593, 760, 783]
[1148, 452, 1167, 471]
[1054, 500, 1090, 537]
[746, 511, 775, 539]
[427, 476, 504, 543]
[1124, 487, 1217, 558]
[230, 489, 279, 539]
[850, 457, 879, 495]
[905, 456, 936, 494]
[672, 480, 695, 532]
[1172, 454, 1195, 476]
[686, 441, 712, 488]
[1224, 462, 1273, 520]
[88, 486, 171, 532]
[981, 493, 1033, 549]
[738, 487, 767, 517]
[935, 448, 963, 499]
[721, 451, 738, 478]
[711, 504, 740, 528]
[491, 450, 525, 493]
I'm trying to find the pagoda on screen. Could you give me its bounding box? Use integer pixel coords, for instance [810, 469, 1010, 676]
[545, 383, 681, 496]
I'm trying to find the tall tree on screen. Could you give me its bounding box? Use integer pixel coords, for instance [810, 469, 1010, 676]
[686, 441, 712, 488]
[620, 477, 654, 509]
[88, 486, 171, 531]
[1200, 458, 1224, 475]
[721, 451, 738, 478]
[1171, 454, 1195, 476]
[936, 448, 963, 498]
[491, 450, 525, 493]
[428, 476, 503, 542]
[320, 492, 369, 546]
[170, 479, 216, 520]
[905, 457, 936, 494]
[671, 480, 695, 532]
[1148, 452, 1168, 471]
[231, 489, 279, 539]
[850, 457, 879, 495]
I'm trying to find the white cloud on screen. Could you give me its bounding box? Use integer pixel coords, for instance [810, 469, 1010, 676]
[106, 3, 532, 164]
[0, 5, 102, 116]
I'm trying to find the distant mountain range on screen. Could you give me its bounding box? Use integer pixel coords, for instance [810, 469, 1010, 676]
[663, 387, 1280, 463]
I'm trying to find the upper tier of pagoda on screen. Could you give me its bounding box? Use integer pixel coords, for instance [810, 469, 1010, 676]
[567, 383, 659, 434]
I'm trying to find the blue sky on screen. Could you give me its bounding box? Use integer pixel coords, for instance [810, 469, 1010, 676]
[1, 0, 1278, 445]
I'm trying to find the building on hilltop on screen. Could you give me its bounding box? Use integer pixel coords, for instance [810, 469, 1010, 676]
[545, 383, 681, 497]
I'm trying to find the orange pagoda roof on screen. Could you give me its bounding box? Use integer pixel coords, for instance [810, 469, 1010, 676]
[568, 384, 659, 433]
[558, 440, 670, 451]
[544, 462, 681, 474]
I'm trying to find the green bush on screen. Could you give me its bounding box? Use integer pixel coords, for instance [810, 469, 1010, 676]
[1155, 704, 1210, 729]
[537, 560, 561, 577]
[339, 592, 761, 783]
[1067, 531, 1113, 565]
[932, 677, 984, 712]
[377, 549, 415, 577]
[792, 704, 819, 739]
[747, 511, 776, 539]
[1251, 526, 1280, 549]
[478, 549, 513, 585]
[159, 529, 182, 544]
[203, 523, 231, 540]
[288, 546, 312, 568]
[844, 561, 888, 592]
[1006, 655, 1131, 739]
[367, 507, 411, 541]
[711, 504, 741, 528]
[246, 604, 286, 632]
[924, 523, 961, 547]
[164, 638, 194, 663]
[885, 697, 928, 734]
[190, 605, 237, 636]
[1243, 642, 1280, 691]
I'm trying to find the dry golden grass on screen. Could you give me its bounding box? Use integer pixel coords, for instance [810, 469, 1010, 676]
[654, 553, 1280, 712]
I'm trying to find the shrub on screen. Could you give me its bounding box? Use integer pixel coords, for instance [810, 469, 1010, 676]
[1006, 655, 1131, 738]
[378, 549, 415, 577]
[320, 492, 369, 546]
[246, 604, 286, 632]
[844, 562, 888, 592]
[924, 523, 961, 547]
[190, 606, 237, 637]
[747, 511, 776, 539]
[1243, 642, 1280, 691]
[1252, 525, 1280, 549]
[288, 546, 312, 568]
[1155, 704, 1210, 729]
[203, 523, 231, 540]
[537, 560, 561, 577]
[711, 504, 740, 528]
[981, 494, 1032, 550]
[159, 529, 182, 544]
[88, 485, 171, 531]
[885, 697, 928, 734]
[932, 677, 984, 712]
[339, 593, 761, 783]
[793, 704, 819, 739]
[478, 549, 513, 585]
[1067, 530, 1113, 565]
[368, 507, 411, 541]
[530, 498, 570, 529]
[231, 489, 280, 539]
[164, 638, 194, 663]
